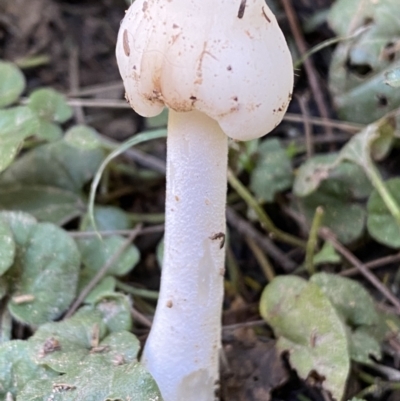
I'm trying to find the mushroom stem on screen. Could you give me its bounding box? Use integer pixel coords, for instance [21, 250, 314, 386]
[142, 109, 228, 401]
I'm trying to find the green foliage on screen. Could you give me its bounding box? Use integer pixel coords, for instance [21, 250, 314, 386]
[295, 154, 370, 244]
[27, 88, 73, 124]
[260, 273, 386, 400]
[385, 68, 400, 87]
[0, 106, 39, 173]
[312, 242, 341, 266]
[260, 275, 350, 401]
[0, 217, 16, 275]
[367, 178, 400, 247]
[0, 61, 26, 108]
[0, 211, 80, 326]
[0, 308, 162, 400]
[250, 138, 293, 203]
[64, 125, 102, 150]
[0, 138, 104, 224]
[328, 0, 400, 123]
[0, 340, 58, 399]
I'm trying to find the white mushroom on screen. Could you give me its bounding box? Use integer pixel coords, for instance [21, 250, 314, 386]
[116, 1, 293, 400]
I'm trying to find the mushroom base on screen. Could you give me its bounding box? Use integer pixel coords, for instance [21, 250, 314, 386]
[141, 109, 228, 401]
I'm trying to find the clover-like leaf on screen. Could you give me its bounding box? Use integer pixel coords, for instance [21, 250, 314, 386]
[0, 216, 16, 275]
[311, 273, 382, 365]
[29, 308, 108, 373]
[298, 179, 366, 244]
[0, 140, 104, 223]
[80, 206, 131, 232]
[0, 185, 83, 226]
[1, 212, 81, 326]
[250, 138, 293, 203]
[328, 0, 400, 124]
[95, 293, 133, 333]
[0, 340, 57, 399]
[36, 120, 63, 142]
[27, 88, 73, 123]
[18, 360, 162, 401]
[65, 125, 102, 150]
[339, 118, 396, 167]
[0, 140, 104, 193]
[260, 275, 349, 401]
[81, 275, 117, 304]
[313, 242, 341, 266]
[23, 308, 160, 401]
[349, 327, 381, 365]
[0, 106, 39, 172]
[77, 235, 140, 277]
[293, 154, 336, 197]
[0, 61, 26, 108]
[367, 177, 400, 248]
[311, 272, 379, 327]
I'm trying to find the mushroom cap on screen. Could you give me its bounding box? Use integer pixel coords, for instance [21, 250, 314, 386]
[116, 0, 293, 141]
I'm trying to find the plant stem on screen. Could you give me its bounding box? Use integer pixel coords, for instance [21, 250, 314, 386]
[115, 280, 159, 300]
[246, 236, 276, 282]
[367, 164, 400, 226]
[305, 206, 324, 275]
[127, 213, 165, 224]
[142, 110, 228, 401]
[227, 169, 306, 249]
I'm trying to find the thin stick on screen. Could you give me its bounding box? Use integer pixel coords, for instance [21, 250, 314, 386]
[130, 307, 153, 328]
[227, 169, 306, 249]
[67, 81, 124, 97]
[284, 113, 362, 132]
[64, 226, 142, 318]
[340, 253, 400, 277]
[226, 207, 297, 272]
[222, 320, 266, 331]
[245, 236, 276, 282]
[305, 206, 324, 275]
[319, 227, 400, 313]
[116, 280, 159, 300]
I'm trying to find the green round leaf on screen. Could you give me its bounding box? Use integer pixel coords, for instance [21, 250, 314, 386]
[80, 206, 130, 232]
[311, 273, 379, 327]
[29, 309, 108, 373]
[95, 294, 133, 333]
[82, 276, 116, 305]
[36, 120, 63, 141]
[28, 88, 73, 123]
[7, 221, 81, 326]
[0, 185, 83, 225]
[260, 275, 350, 401]
[349, 327, 381, 364]
[18, 361, 162, 401]
[298, 179, 366, 244]
[0, 61, 26, 108]
[78, 235, 140, 277]
[65, 125, 101, 150]
[0, 217, 16, 275]
[367, 178, 400, 248]
[0, 106, 39, 173]
[328, 0, 400, 124]
[0, 140, 105, 193]
[0, 340, 57, 399]
[250, 138, 293, 203]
